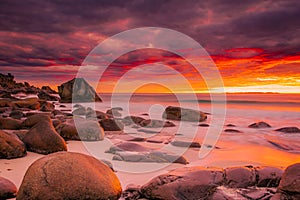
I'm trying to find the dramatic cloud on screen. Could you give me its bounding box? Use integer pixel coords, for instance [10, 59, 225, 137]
[0, 0, 299, 92]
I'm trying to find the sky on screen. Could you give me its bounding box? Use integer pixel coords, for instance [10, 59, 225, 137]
[0, 0, 300, 93]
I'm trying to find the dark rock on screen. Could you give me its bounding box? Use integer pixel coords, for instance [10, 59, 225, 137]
[9, 110, 24, 120]
[278, 163, 300, 194]
[86, 107, 110, 119]
[0, 176, 17, 199]
[106, 142, 151, 153]
[39, 100, 55, 112]
[12, 130, 28, 141]
[267, 140, 293, 151]
[12, 98, 40, 110]
[16, 152, 122, 200]
[0, 130, 26, 159]
[22, 114, 51, 128]
[23, 120, 67, 154]
[141, 166, 224, 199]
[56, 118, 104, 141]
[106, 108, 122, 117]
[275, 127, 300, 133]
[38, 91, 60, 101]
[52, 119, 61, 128]
[224, 129, 242, 133]
[58, 78, 102, 103]
[59, 104, 66, 108]
[122, 116, 145, 126]
[41, 86, 57, 94]
[256, 166, 283, 187]
[225, 166, 256, 188]
[162, 106, 207, 122]
[171, 140, 201, 148]
[100, 118, 124, 131]
[72, 107, 86, 115]
[199, 123, 210, 127]
[140, 119, 175, 128]
[0, 117, 22, 130]
[113, 151, 188, 164]
[248, 121, 271, 128]
[226, 124, 236, 127]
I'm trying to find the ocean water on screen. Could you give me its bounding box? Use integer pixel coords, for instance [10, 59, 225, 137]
[80, 93, 300, 167]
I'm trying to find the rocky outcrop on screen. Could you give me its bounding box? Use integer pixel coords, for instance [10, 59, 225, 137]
[22, 120, 67, 154]
[57, 78, 102, 103]
[248, 121, 271, 128]
[0, 176, 17, 199]
[163, 106, 207, 122]
[17, 152, 122, 200]
[0, 130, 26, 159]
[38, 91, 60, 101]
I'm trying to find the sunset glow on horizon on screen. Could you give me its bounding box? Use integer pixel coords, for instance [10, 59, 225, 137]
[0, 1, 299, 94]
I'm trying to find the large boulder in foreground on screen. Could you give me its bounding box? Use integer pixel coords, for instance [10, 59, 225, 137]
[141, 166, 224, 199]
[0, 176, 17, 199]
[58, 78, 102, 103]
[163, 106, 207, 122]
[17, 152, 122, 200]
[0, 130, 26, 159]
[23, 120, 67, 154]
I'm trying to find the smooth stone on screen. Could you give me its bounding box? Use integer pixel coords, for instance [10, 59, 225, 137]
[225, 166, 256, 188]
[162, 106, 207, 122]
[17, 152, 122, 200]
[0, 117, 22, 130]
[0, 176, 17, 199]
[0, 130, 26, 159]
[248, 121, 271, 128]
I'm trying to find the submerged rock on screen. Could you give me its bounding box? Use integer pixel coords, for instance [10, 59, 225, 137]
[0, 130, 26, 159]
[163, 106, 207, 122]
[171, 140, 201, 148]
[0, 176, 17, 199]
[224, 129, 242, 133]
[248, 121, 271, 128]
[122, 116, 145, 126]
[140, 119, 175, 128]
[17, 152, 122, 200]
[275, 127, 300, 133]
[58, 78, 102, 103]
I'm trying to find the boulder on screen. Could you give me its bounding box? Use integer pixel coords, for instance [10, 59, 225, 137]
[39, 101, 55, 112]
[22, 114, 51, 128]
[0, 176, 17, 199]
[122, 116, 145, 126]
[255, 166, 283, 187]
[0, 117, 22, 130]
[278, 163, 300, 194]
[38, 91, 60, 101]
[248, 121, 271, 128]
[224, 129, 242, 133]
[17, 152, 122, 200]
[22, 120, 67, 154]
[56, 118, 104, 141]
[275, 127, 300, 133]
[0, 130, 26, 159]
[141, 166, 224, 199]
[12, 98, 40, 110]
[86, 108, 109, 119]
[162, 106, 207, 122]
[106, 108, 122, 117]
[41, 86, 57, 94]
[225, 166, 256, 188]
[170, 140, 201, 148]
[72, 107, 86, 115]
[58, 78, 102, 103]
[9, 110, 24, 119]
[140, 119, 175, 128]
[106, 142, 151, 154]
[100, 119, 124, 131]
[113, 151, 188, 164]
